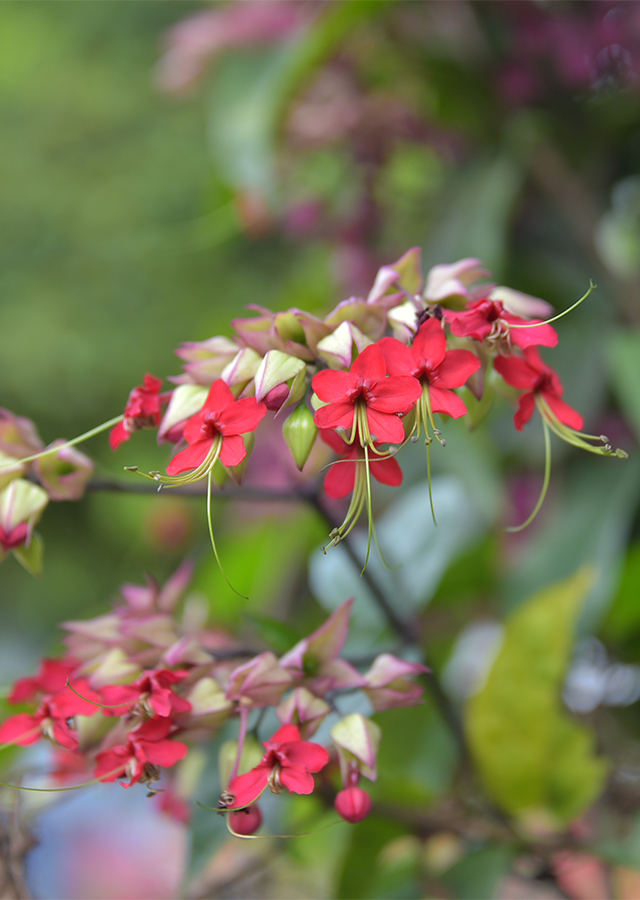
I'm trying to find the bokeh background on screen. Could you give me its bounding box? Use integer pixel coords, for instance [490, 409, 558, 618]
[1, 2, 640, 898]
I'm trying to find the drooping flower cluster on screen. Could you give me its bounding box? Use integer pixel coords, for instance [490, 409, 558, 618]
[108, 248, 624, 543]
[0, 569, 427, 834]
[0, 410, 94, 574]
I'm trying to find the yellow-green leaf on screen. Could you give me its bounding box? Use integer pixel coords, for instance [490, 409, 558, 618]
[466, 567, 606, 824]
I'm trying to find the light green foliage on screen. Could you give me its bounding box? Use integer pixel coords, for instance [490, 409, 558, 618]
[440, 844, 514, 900]
[466, 568, 607, 823]
[607, 328, 640, 444]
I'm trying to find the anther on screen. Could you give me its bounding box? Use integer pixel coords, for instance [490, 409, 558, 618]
[124, 466, 138, 472]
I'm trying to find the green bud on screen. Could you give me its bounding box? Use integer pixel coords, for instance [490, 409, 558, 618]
[282, 403, 318, 471]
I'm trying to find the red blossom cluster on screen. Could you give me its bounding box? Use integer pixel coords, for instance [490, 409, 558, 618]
[110, 249, 624, 545]
[0, 572, 426, 833]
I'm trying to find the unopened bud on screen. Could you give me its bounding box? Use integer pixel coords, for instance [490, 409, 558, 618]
[229, 805, 262, 835]
[282, 403, 318, 470]
[335, 787, 371, 824]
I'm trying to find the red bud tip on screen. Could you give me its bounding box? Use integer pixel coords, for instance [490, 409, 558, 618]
[229, 804, 262, 836]
[334, 787, 372, 823]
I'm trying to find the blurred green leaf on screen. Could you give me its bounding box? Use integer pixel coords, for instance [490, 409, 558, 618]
[424, 154, 524, 278]
[208, 1, 391, 198]
[606, 328, 640, 443]
[467, 568, 607, 823]
[441, 844, 515, 900]
[337, 814, 408, 900]
[597, 812, 640, 871]
[601, 541, 640, 643]
[195, 508, 324, 626]
[501, 455, 640, 633]
[245, 613, 301, 655]
[373, 700, 459, 809]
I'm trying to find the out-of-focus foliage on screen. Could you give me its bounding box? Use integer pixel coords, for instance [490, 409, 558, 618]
[2, 1, 640, 898]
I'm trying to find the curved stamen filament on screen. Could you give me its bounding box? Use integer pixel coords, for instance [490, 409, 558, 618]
[506, 418, 552, 533]
[508, 281, 595, 329]
[535, 396, 627, 457]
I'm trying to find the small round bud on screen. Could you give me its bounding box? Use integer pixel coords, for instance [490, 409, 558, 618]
[334, 787, 372, 824]
[229, 805, 262, 835]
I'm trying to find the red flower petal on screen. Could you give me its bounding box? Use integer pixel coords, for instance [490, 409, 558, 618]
[494, 355, 539, 390]
[314, 402, 355, 432]
[109, 421, 130, 451]
[543, 392, 584, 430]
[280, 740, 329, 773]
[279, 764, 315, 794]
[350, 344, 386, 382]
[228, 765, 271, 809]
[266, 723, 301, 746]
[378, 337, 416, 377]
[365, 408, 405, 444]
[428, 386, 468, 419]
[370, 455, 403, 487]
[412, 319, 447, 370]
[0, 713, 42, 746]
[95, 747, 129, 782]
[431, 350, 480, 389]
[166, 440, 213, 475]
[219, 433, 247, 468]
[323, 457, 357, 499]
[203, 380, 235, 414]
[312, 369, 354, 403]
[367, 376, 421, 414]
[141, 738, 188, 768]
[504, 316, 558, 349]
[514, 392, 536, 430]
[319, 429, 349, 455]
[217, 397, 266, 435]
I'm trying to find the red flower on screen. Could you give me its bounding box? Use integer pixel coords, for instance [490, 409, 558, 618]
[379, 319, 481, 420]
[166, 379, 266, 477]
[227, 723, 329, 809]
[320, 430, 402, 500]
[100, 669, 192, 718]
[110, 374, 168, 450]
[0, 679, 102, 751]
[9, 658, 79, 704]
[94, 717, 188, 787]
[493, 347, 583, 431]
[443, 299, 558, 351]
[312, 344, 421, 447]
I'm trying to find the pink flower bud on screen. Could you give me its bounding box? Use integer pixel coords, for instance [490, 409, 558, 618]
[229, 805, 262, 836]
[335, 787, 371, 824]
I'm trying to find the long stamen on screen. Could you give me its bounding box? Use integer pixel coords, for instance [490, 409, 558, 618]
[536, 396, 627, 458]
[508, 281, 595, 329]
[207, 468, 249, 600]
[506, 418, 552, 533]
[0, 416, 125, 471]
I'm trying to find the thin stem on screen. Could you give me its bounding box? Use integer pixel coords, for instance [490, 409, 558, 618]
[0, 416, 124, 470]
[506, 419, 552, 533]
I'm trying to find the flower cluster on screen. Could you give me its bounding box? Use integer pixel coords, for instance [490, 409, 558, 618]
[0, 410, 94, 575]
[112, 249, 624, 544]
[0, 569, 426, 834]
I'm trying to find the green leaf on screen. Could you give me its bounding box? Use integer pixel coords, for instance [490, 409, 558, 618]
[601, 542, 640, 642]
[208, 1, 391, 198]
[501, 455, 640, 634]
[337, 815, 408, 900]
[466, 568, 607, 824]
[441, 844, 515, 900]
[372, 701, 458, 808]
[606, 328, 640, 443]
[245, 613, 301, 655]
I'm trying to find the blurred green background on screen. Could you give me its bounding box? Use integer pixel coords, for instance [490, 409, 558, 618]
[2, 2, 640, 898]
